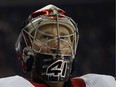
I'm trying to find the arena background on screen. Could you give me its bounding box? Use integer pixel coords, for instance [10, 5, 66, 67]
[0, 0, 115, 78]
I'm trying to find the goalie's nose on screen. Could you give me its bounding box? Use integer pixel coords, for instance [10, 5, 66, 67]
[48, 39, 72, 54]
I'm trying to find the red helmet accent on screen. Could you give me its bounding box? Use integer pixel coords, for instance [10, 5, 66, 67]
[31, 9, 65, 18]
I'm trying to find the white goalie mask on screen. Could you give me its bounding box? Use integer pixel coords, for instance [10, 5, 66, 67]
[15, 4, 79, 82]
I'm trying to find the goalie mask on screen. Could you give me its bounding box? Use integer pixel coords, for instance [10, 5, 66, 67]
[15, 4, 79, 82]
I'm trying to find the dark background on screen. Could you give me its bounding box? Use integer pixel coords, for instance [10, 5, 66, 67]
[0, 0, 115, 78]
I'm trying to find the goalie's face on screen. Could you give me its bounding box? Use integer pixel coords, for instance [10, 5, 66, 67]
[32, 24, 74, 55]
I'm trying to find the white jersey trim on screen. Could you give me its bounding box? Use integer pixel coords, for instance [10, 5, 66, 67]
[79, 74, 116, 87]
[0, 75, 34, 87]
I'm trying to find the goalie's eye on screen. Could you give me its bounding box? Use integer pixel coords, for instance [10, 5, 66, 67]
[60, 37, 68, 40]
[41, 35, 53, 40]
[35, 34, 53, 42]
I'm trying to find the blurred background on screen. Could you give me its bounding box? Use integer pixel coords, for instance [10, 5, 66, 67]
[0, 0, 115, 78]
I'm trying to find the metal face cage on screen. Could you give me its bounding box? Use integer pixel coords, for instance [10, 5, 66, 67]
[21, 14, 79, 58]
